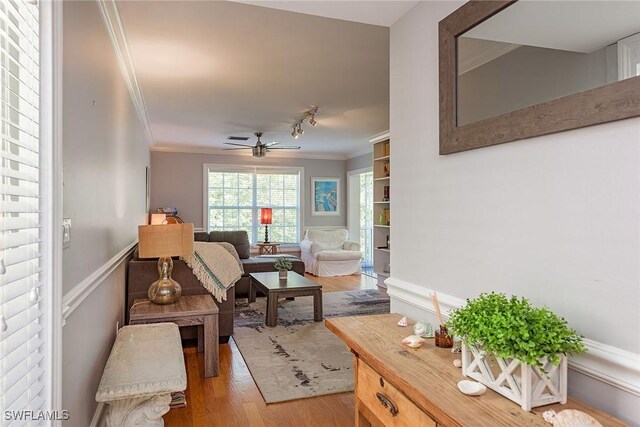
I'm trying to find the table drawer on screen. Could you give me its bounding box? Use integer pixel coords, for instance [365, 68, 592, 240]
[357, 359, 436, 427]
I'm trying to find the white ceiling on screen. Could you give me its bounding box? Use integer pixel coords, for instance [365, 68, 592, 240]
[466, 0, 640, 54]
[117, 1, 394, 158]
[231, 1, 420, 27]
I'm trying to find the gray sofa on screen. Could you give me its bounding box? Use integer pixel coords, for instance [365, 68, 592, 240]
[126, 230, 305, 342]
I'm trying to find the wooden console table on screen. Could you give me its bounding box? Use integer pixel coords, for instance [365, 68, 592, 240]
[130, 295, 219, 378]
[325, 313, 625, 427]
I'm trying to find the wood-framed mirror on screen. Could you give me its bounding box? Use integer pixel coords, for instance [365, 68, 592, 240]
[439, 0, 640, 155]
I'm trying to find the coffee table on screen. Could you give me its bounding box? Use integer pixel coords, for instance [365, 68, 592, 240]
[249, 271, 323, 327]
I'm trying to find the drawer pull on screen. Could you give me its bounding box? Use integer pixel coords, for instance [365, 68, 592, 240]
[376, 392, 398, 417]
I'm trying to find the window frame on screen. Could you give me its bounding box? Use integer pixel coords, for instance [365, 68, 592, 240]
[202, 163, 304, 244]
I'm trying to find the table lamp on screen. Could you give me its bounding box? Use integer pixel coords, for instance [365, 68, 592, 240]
[260, 208, 272, 243]
[138, 223, 194, 304]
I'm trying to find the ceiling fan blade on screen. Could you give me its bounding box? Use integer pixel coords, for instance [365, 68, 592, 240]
[223, 147, 252, 150]
[223, 142, 253, 147]
[264, 141, 280, 147]
[227, 136, 250, 141]
[267, 146, 301, 150]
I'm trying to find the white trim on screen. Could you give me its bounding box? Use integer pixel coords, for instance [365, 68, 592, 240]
[90, 402, 106, 427]
[62, 241, 137, 325]
[385, 277, 640, 397]
[368, 130, 390, 144]
[347, 166, 373, 176]
[346, 147, 373, 160]
[96, 0, 153, 146]
[152, 144, 349, 160]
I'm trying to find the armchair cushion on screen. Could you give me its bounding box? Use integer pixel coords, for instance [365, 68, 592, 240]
[316, 250, 362, 262]
[342, 240, 360, 251]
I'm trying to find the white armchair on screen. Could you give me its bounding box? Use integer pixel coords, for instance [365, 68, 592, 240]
[300, 229, 362, 276]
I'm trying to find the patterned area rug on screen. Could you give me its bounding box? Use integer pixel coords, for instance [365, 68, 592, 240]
[233, 289, 390, 403]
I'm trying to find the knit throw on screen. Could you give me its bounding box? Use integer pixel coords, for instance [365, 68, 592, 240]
[182, 242, 243, 303]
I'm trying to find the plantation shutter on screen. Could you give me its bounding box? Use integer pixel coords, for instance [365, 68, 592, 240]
[0, 0, 46, 417]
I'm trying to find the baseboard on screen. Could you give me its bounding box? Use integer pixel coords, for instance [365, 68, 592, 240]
[385, 276, 640, 397]
[62, 241, 137, 325]
[90, 402, 105, 427]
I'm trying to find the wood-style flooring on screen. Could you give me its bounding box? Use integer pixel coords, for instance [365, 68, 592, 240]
[163, 273, 383, 427]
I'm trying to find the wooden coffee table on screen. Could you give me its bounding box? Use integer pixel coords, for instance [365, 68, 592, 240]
[249, 271, 323, 327]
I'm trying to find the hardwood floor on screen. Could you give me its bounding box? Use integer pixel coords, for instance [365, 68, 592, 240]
[163, 273, 384, 427]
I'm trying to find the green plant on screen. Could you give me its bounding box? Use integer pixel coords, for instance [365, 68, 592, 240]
[447, 293, 585, 368]
[274, 257, 293, 272]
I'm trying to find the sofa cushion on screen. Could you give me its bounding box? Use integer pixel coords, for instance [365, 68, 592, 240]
[194, 232, 210, 242]
[315, 249, 362, 261]
[208, 230, 250, 259]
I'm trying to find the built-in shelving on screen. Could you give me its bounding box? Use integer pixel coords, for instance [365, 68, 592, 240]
[371, 131, 391, 288]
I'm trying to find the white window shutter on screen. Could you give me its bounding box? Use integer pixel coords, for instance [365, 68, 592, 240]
[0, 0, 46, 420]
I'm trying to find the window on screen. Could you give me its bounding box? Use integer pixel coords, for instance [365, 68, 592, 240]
[205, 165, 302, 244]
[1, 0, 49, 417]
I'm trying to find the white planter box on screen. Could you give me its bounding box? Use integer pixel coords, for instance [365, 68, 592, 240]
[462, 344, 567, 411]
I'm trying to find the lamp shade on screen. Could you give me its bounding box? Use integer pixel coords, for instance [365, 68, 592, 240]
[138, 223, 194, 259]
[260, 208, 273, 225]
[150, 213, 167, 225]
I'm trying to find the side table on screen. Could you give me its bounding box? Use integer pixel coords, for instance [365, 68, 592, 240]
[257, 242, 280, 255]
[129, 294, 219, 378]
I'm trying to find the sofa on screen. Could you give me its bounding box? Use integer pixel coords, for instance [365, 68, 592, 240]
[126, 230, 305, 342]
[299, 228, 362, 276]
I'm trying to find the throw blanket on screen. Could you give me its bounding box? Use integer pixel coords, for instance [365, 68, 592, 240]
[182, 242, 243, 303]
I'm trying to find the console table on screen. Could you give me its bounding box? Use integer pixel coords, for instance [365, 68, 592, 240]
[130, 295, 219, 378]
[325, 313, 625, 427]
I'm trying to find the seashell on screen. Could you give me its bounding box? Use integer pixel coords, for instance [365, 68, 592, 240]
[413, 321, 434, 337]
[401, 335, 426, 349]
[453, 359, 462, 368]
[457, 380, 486, 396]
[542, 410, 602, 427]
[397, 316, 408, 327]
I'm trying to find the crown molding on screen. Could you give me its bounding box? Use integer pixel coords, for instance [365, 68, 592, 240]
[97, 0, 154, 146]
[346, 146, 373, 159]
[369, 130, 390, 144]
[150, 144, 350, 161]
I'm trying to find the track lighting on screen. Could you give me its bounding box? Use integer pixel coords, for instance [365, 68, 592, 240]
[291, 106, 319, 139]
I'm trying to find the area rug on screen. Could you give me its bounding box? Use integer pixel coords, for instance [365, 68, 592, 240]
[233, 289, 390, 403]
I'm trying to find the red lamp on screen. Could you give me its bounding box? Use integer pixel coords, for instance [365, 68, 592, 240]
[260, 208, 272, 243]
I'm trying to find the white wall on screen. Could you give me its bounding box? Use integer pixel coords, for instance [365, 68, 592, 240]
[62, 1, 149, 425]
[390, 1, 640, 424]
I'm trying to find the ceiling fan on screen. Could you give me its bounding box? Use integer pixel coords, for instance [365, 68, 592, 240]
[223, 132, 301, 158]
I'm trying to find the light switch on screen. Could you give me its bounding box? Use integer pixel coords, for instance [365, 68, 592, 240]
[62, 218, 71, 248]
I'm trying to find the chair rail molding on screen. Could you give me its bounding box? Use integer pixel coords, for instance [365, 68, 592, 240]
[62, 240, 137, 325]
[385, 276, 640, 397]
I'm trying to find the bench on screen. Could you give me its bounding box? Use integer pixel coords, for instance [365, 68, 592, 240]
[96, 323, 186, 426]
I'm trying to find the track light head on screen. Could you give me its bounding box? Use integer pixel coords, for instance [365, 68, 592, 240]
[309, 115, 317, 126]
[292, 128, 299, 139]
[298, 125, 304, 136]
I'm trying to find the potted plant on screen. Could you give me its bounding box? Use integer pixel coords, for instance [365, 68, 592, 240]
[274, 257, 293, 279]
[447, 293, 586, 411]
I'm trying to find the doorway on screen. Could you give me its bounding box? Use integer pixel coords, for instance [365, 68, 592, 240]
[348, 168, 374, 276]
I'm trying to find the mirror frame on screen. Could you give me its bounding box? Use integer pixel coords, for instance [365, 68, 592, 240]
[439, 0, 640, 155]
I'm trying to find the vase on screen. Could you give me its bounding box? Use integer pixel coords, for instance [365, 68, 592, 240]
[279, 270, 288, 280]
[461, 344, 567, 411]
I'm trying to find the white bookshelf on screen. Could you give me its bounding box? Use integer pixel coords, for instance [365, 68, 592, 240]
[370, 131, 390, 287]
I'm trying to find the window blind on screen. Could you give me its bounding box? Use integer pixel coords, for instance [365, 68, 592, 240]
[206, 166, 301, 244]
[0, 0, 46, 419]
